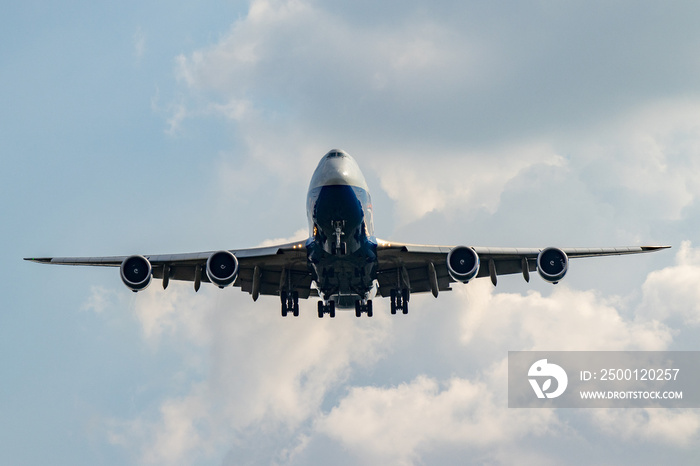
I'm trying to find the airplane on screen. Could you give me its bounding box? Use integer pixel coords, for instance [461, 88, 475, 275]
[25, 149, 670, 318]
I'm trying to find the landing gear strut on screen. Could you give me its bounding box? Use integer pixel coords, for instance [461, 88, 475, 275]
[355, 299, 373, 317]
[281, 291, 299, 317]
[390, 288, 409, 314]
[317, 300, 336, 318]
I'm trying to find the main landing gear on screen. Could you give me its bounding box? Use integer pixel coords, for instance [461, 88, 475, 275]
[281, 291, 299, 317]
[318, 300, 336, 318]
[390, 289, 409, 315]
[355, 300, 373, 317]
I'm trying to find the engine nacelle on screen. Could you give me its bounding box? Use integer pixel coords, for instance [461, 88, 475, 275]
[120, 255, 152, 292]
[537, 247, 568, 284]
[206, 250, 239, 288]
[446, 246, 480, 283]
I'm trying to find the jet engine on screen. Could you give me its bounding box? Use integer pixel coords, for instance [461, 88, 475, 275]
[537, 247, 568, 283]
[206, 250, 239, 288]
[120, 255, 152, 292]
[446, 246, 480, 283]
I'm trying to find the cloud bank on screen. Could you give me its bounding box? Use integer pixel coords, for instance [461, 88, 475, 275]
[86, 240, 700, 464]
[73, 1, 700, 464]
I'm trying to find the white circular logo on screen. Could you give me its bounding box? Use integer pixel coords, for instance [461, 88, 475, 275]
[528, 358, 568, 399]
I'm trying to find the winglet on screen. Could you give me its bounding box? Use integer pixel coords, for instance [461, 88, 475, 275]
[24, 257, 54, 263]
[641, 245, 672, 251]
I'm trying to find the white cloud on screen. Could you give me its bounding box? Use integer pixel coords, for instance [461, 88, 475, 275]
[256, 228, 308, 247]
[90, 241, 698, 465]
[456, 280, 672, 352]
[639, 240, 700, 325]
[169, 0, 496, 153]
[370, 142, 564, 225]
[141, 389, 212, 465]
[316, 361, 559, 465]
[102, 282, 394, 464]
[368, 97, 700, 229]
[170, 0, 700, 233]
[133, 27, 146, 61]
[590, 408, 700, 447]
[565, 99, 700, 222]
[168, 1, 700, 147]
[74, 2, 700, 464]
[81, 285, 120, 314]
[310, 274, 697, 464]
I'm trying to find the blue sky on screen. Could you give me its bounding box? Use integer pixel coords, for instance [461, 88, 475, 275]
[3, 1, 700, 464]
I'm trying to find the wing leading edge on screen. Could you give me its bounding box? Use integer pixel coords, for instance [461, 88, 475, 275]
[25, 242, 670, 301]
[375, 241, 671, 296]
[25, 240, 314, 298]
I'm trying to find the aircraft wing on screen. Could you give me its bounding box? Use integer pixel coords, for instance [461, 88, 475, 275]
[26, 240, 671, 300]
[25, 240, 315, 298]
[374, 241, 671, 297]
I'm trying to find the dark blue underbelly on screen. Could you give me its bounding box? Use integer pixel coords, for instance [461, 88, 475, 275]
[312, 185, 365, 233]
[306, 185, 377, 305]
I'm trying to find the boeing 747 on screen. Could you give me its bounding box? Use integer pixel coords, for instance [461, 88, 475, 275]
[26, 149, 670, 317]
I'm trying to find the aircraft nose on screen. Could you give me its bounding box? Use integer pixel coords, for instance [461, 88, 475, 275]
[309, 149, 369, 190]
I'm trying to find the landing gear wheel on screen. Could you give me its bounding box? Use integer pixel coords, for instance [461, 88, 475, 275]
[281, 294, 288, 317]
[318, 300, 335, 318]
[354, 299, 373, 317]
[282, 291, 299, 317]
[390, 288, 409, 315]
[292, 291, 299, 317]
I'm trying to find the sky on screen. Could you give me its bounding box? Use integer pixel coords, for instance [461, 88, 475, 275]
[3, 0, 700, 464]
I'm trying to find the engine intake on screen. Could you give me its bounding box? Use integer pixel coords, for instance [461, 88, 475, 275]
[446, 246, 480, 283]
[206, 250, 239, 288]
[120, 255, 152, 292]
[537, 247, 568, 283]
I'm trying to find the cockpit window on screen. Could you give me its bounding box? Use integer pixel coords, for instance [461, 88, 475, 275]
[326, 150, 345, 158]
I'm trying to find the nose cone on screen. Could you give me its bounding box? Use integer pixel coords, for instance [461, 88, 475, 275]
[308, 149, 369, 191]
